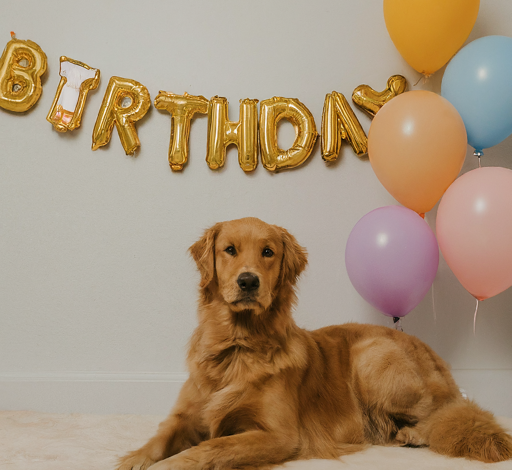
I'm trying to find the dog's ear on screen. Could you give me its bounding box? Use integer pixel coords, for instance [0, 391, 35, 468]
[279, 227, 308, 285]
[189, 223, 222, 288]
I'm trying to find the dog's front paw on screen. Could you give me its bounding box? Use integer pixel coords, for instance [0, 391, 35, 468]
[116, 451, 156, 470]
[147, 449, 200, 470]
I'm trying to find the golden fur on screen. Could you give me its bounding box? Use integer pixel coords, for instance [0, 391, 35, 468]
[117, 217, 512, 470]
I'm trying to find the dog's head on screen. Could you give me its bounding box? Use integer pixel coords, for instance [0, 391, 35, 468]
[189, 217, 307, 314]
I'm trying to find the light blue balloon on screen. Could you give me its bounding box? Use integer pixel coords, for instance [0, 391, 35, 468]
[441, 35, 512, 154]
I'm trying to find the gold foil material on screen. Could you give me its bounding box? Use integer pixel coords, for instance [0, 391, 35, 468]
[154, 91, 209, 171]
[0, 38, 47, 112]
[92, 76, 150, 156]
[47, 56, 100, 132]
[321, 91, 367, 162]
[352, 75, 407, 117]
[259, 97, 318, 172]
[206, 96, 259, 172]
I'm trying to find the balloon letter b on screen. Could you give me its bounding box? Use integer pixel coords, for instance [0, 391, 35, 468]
[0, 38, 47, 112]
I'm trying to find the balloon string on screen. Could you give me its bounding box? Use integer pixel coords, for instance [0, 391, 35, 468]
[431, 282, 437, 324]
[413, 75, 423, 87]
[473, 298, 479, 336]
[413, 74, 431, 87]
[423, 213, 437, 324]
[393, 316, 403, 332]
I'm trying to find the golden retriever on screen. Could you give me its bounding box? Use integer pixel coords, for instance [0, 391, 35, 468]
[118, 217, 512, 470]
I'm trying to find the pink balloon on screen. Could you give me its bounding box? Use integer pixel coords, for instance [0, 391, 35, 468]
[436, 167, 512, 300]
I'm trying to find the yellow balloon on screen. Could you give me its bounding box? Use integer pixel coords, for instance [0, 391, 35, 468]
[92, 76, 150, 156]
[260, 97, 317, 172]
[47, 56, 100, 132]
[383, 0, 480, 76]
[0, 38, 47, 112]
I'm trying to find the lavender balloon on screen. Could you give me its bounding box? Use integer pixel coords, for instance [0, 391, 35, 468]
[345, 206, 439, 317]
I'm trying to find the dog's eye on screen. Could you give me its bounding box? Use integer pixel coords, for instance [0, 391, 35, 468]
[262, 247, 274, 258]
[225, 246, 237, 256]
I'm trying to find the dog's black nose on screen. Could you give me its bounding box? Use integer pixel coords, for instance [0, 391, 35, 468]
[237, 272, 260, 292]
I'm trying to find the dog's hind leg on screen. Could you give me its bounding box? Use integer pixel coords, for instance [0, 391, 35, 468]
[352, 337, 436, 444]
[116, 378, 208, 470]
[424, 399, 512, 463]
[395, 398, 512, 462]
[394, 423, 429, 447]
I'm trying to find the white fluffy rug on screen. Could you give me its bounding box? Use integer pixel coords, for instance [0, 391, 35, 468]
[1, 411, 511, 470]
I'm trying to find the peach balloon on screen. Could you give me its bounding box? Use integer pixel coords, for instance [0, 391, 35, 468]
[436, 167, 512, 301]
[368, 90, 467, 215]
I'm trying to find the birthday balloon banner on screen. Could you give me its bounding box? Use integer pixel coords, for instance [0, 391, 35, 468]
[0, 35, 407, 172]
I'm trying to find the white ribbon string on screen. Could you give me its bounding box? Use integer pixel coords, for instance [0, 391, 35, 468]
[473, 298, 479, 336]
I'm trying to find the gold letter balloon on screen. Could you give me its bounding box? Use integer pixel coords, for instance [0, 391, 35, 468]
[154, 91, 209, 171]
[259, 97, 317, 172]
[0, 34, 47, 112]
[352, 75, 407, 118]
[92, 76, 150, 156]
[47, 57, 100, 132]
[206, 96, 259, 172]
[321, 91, 367, 162]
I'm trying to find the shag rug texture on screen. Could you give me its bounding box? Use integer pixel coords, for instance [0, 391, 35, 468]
[1, 411, 511, 470]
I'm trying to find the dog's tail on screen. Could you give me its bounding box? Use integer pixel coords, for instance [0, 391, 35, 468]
[426, 399, 512, 463]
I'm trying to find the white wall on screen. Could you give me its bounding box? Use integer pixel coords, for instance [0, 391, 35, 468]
[1, 1, 511, 416]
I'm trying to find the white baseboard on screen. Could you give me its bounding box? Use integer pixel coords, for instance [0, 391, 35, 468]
[0, 372, 187, 415]
[451, 369, 512, 418]
[1, 370, 510, 417]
